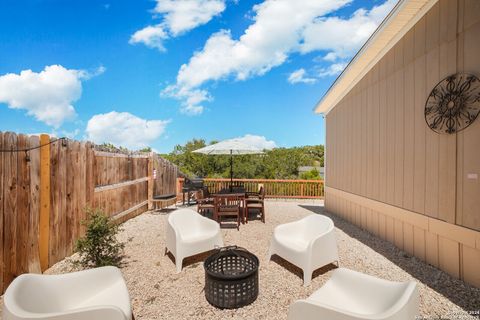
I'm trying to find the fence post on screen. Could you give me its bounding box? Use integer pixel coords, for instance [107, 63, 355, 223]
[176, 178, 183, 202]
[147, 152, 154, 210]
[39, 134, 50, 272]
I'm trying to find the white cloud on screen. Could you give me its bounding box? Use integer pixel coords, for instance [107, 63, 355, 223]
[86, 111, 170, 149]
[129, 25, 168, 51]
[322, 52, 338, 62]
[166, 0, 350, 113]
[288, 68, 317, 84]
[230, 134, 276, 150]
[162, 84, 211, 115]
[176, 1, 349, 88]
[287, 62, 347, 85]
[0, 65, 103, 127]
[300, 0, 397, 60]
[78, 65, 106, 80]
[154, 0, 226, 36]
[289, 0, 396, 82]
[130, 0, 226, 51]
[316, 62, 348, 78]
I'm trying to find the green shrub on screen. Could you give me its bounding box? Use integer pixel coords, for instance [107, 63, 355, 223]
[76, 208, 125, 268]
[299, 168, 322, 180]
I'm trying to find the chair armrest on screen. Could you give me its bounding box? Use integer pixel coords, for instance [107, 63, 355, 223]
[274, 220, 300, 235]
[308, 226, 332, 244]
[245, 198, 263, 204]
[47, 305, 128, 320]
[288, 300, 358, 320]
[197, 198, 214, 204]
[198, 215, 221, 230]
[246, 192, 260, 197]
[308, 228, 337, 256]
[166, 220, 180, 255]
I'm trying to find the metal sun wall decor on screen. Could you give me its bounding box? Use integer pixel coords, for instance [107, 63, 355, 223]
[424, 73, 480, 134]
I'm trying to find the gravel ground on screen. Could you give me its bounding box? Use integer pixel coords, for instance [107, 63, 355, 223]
[7, 201, 480, 319]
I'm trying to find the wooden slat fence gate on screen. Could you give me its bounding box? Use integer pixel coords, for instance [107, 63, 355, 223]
[148, 154, 179, 210]
[152, 154, 178, 198]
[0, 132, 179, 293]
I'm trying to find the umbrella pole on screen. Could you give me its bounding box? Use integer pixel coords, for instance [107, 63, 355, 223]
[230, 150, 233, 192]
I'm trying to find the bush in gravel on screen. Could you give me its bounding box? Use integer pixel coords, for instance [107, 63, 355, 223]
[76, 208, 125, 268]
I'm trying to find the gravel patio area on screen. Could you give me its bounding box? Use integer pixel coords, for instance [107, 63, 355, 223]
[27, 201, 480, 319]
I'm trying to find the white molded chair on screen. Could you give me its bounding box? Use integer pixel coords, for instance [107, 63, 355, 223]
[3, 266, 132, 320]
[268, 214, 338, 286]
[166, 208, 224, 272]
[288, 268, 419, 320]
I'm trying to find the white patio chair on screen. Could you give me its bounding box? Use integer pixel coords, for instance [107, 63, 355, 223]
[166, 208, 224, 272]
[287, 268, 419, 320]
[268, 214, 338, 286]
[3, 266, 132, 320]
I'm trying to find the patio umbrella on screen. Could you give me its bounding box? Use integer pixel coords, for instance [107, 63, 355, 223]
[193, 139, 264, 190]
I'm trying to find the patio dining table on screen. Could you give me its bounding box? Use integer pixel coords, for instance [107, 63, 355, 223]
[216, 187, 246, 194]
[213, 187, 247, 224]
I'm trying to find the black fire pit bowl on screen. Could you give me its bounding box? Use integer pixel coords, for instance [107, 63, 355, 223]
[204, 246, 259, 309]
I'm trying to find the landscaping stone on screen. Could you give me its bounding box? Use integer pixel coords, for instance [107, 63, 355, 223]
[40, 201, 480, 319]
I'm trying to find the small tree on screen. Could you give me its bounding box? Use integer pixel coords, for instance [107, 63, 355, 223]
[76, 208, 125, 268]
[138, 146, 152, 153]
[299, 168, 321, 180]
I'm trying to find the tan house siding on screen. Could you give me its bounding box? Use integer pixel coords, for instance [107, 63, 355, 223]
[325, 0, 480, 287]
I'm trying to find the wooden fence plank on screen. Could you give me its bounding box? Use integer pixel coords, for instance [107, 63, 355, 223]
[58, 140, 67, 262]
[0, 132, 4, 292]
[16, 134, 29, 277]
[148, 153, 153, 210]
[49, 139, 59, 265]
[27, 135, 41, 273]
[94, 177, 149, 193]
[77, 143, 87, 239]
[3, 132, 18, 286]
[65, 140, 73, 255]
[39, 134, 50, 271]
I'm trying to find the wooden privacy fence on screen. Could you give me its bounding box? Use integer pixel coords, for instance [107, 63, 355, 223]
[152, 154, 178, 197]
[178, 178, 324, 199]
[0, 132, 179, 293]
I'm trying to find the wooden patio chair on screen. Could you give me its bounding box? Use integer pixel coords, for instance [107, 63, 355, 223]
[245, 186, 265, 223]
[197, 187, 214, 216]
[214, 194, 244, 230]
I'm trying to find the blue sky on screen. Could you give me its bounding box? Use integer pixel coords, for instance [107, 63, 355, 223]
[0, 0, 396, 153]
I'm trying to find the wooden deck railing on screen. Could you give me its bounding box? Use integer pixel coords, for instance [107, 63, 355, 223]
[178, 178, 324, 199]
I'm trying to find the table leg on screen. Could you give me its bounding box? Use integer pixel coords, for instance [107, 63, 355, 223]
[243, 199, 247, 224]
[244, 205, 248, 224]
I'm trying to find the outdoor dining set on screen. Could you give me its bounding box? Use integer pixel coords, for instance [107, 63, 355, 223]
[195, 184, 266, 230]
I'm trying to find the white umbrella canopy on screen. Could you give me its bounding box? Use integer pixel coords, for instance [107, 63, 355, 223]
[193, 139, 265, 190]
[192, 139, 264, 155]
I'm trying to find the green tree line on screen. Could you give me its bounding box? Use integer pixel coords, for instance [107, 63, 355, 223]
[161, 139, 324, 180]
